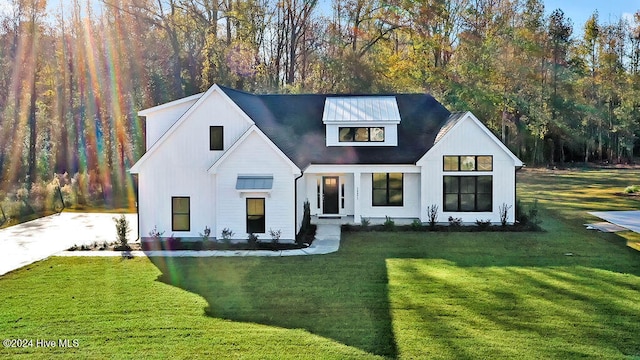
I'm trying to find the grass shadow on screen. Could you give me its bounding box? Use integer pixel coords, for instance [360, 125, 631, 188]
[147, 169, 640, 358]
[149, 252, 398, 358]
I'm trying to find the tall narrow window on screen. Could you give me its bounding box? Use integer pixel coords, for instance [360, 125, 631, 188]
[172, 197, 190, 231]
[316, 178, 321, 209]
[372, 173, 403, 206]
[246, 198, 265, 233]
[210, 126, 223, 150]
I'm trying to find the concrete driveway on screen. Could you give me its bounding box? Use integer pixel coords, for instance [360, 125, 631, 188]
[0, 212, 138, 276]
[589, 211, 640, 234]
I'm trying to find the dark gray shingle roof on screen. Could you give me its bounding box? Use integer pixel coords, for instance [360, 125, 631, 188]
[219, 86, 451, 168]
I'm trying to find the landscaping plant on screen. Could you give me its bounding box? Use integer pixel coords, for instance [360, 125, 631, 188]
[113, 214, 131, 250]
[427, 204, 438, 229]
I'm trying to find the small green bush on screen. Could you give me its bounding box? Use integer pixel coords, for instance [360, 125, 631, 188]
[624, 185, 640, 194]
[113, 214, 131, 250]
[410, 219, 423, 231]
[360, 217, 370, 229]
[448, 216, 462, 227]
[475, 219, 492, 230]
[383, 216, 395, 231]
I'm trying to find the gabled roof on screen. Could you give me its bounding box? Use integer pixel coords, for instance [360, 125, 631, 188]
[426, 111, 523, 167]
[130, 84, 254, 173]
[138, 92, 203, 117]
[218, 86, 451, 168]
[207, 125, 301, 175]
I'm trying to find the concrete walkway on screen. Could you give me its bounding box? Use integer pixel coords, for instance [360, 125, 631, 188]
[1, 213, 340, 277]
[56, 224, 342, 258]
[0, 212, 137, 276]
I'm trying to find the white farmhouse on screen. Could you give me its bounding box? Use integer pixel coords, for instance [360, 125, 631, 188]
[129, 85, 524, 241]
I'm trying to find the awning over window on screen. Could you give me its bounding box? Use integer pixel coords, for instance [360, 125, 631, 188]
[236, 175, 273, 191]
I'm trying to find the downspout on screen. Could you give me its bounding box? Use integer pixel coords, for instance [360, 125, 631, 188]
[515, 164, 524, 223]
[294, 171, 304, 237]
[133, 174, 140, 242]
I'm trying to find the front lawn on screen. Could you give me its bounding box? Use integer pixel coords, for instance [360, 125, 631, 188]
[0, 168, 639, 359]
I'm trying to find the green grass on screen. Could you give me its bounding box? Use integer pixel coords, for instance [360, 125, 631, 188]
[0, 168, 639, 359]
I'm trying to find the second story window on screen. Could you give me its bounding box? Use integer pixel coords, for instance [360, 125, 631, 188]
[339, 127, 384, 142]
[443, 155, 492, 171]
[210, 126, 224, 150]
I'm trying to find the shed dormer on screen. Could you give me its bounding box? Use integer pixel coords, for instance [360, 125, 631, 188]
[323, 97, 401, 147]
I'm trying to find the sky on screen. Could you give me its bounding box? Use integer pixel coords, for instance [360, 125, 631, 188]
[544, 0, 639, 30]
[0, 0, 639, 35]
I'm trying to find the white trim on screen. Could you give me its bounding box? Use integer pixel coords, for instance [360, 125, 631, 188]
[138, 93, 204, 116]
[207, 125, 301, 175]
[304, 164, 420, 174]
[130, 84, 256, 174]
[416, 111, 523, 167]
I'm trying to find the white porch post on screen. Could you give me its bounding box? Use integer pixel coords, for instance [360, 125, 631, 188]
[353, 171, 361, 223]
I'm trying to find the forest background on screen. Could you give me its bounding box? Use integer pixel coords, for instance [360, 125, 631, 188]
[0, 0, 639, 212]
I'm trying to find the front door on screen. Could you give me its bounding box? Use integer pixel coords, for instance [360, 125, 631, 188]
[322, 176, 339, 214]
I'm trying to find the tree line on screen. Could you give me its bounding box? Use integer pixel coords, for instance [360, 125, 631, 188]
[0, 0, 639, 206]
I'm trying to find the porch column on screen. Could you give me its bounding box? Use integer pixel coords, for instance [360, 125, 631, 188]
[353, 171, 361, 223]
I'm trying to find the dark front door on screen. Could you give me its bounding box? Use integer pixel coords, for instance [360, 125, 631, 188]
[322, 176, 339, 214]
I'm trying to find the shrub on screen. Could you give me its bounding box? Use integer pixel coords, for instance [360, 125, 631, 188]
[148, 226, 164, 239]
[515, 199, 527, 224]
[410, 219, 423, 231]
[383, 216, 395, 231]
[499, 203, 512, 226]
[427, 204, 438, 229]
[448, 216, 462, 227]
[527, 199, 541, 228]
[113, 214, 131, 249]
[475, 219, 491, 230]
[360, 217, 370, 229]
[624, 185, 640, 194]
[199, 226, 211, 239]
[166, 235, 181, 250]
[269, 228, 282, 245]
[220, 227, 233, 240]
[248, 233, 259, 249]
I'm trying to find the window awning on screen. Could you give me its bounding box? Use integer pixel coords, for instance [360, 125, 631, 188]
[236, 175, 273, 192]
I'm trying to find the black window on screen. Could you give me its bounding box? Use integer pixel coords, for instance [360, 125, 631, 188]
[246, 198, 265, 233]
[210, 126, 223, 150]
[172, 197, 190, 231]
[372, 173, 403, 206]
[443, 156, 493, 171]
[444, 176, 492, 212]
[339, 127, 385, 142]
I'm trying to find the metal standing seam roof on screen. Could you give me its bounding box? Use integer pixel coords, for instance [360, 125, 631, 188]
[235, 175, 274, 190]
[322, 97, 401, 122]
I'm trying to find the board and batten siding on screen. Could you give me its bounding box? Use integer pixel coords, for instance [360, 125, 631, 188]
[143, 94, 201, 150]
[135, 89, 253, 238]
[359, 172, 420, 218]
[215, 131, 296, 240]
[418, 114, 519, 224]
